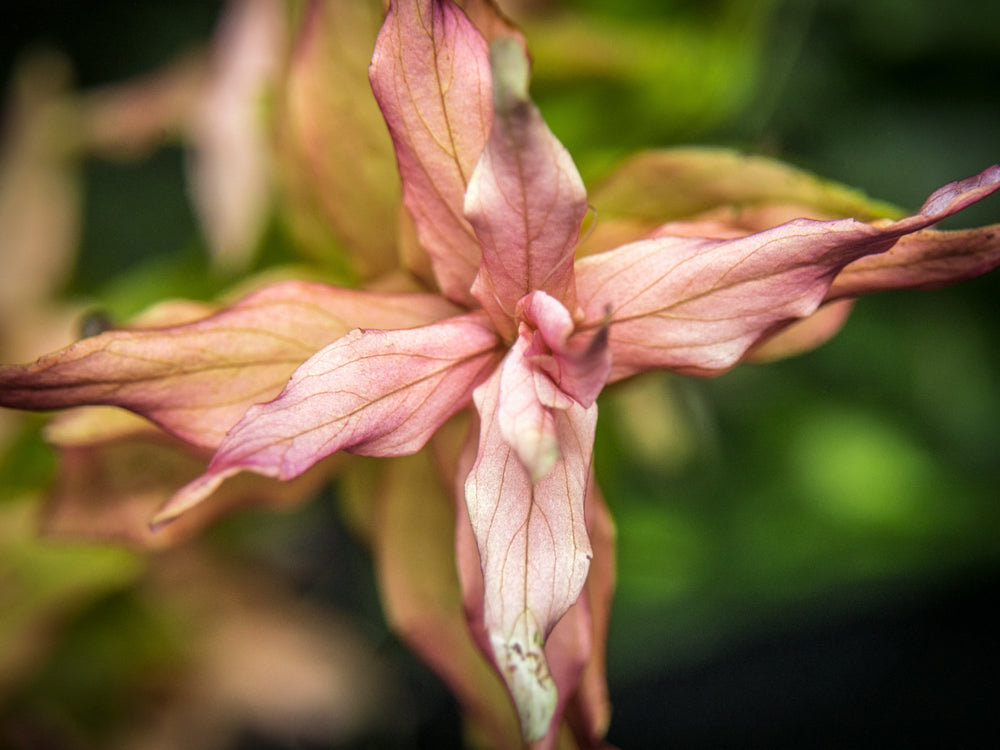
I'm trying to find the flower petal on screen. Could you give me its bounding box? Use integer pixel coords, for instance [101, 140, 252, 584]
[369, 0, 492, 304]
[0, 281, 461, 448]
[576, 165, 1000, 380]
[467, 38, 588, 336]
[155, 312, 501, 526]
[521, 476, 615, 749]
[464, 363, 595, 740]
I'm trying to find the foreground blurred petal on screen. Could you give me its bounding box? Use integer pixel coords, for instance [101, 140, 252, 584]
[575, 165, 1000, 380]
[369, 0, 492, 304]
[465, 364, 595, 740]
[467, 39, 587, 335]
[0, 281, 461, 449]
[156, 312, 501, 526]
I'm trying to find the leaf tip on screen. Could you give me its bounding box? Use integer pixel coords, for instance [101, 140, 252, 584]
[489, 36, 529, 111]
[149, 469, 231, 531]
[490, 615, 558, 741]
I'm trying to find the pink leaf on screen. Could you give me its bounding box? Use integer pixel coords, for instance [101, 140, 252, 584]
[575, 165, 1000, 380]
[369, 0, 492, 305]
[828, 224, 1000, 300]
[496, 334, 562, 482]
[187, 0, 284, 270]
[467, 38, 587, 337]
[0, 281, 461, 449]
[464, 362, 596, 740]
[155, 312, 501, 526]
[518, 291, 611, 408]
[747, 299, 856, 363]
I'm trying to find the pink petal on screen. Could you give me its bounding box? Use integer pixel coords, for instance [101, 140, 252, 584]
[464, 363, 596, 740]
[575, 165, 1000, 380]
[466, 38, 588, 337]
[0, 281, 461, 449]
[155, 312, 501, 526]
[369, 0, 492, 305]
[529, 476, 615, 749]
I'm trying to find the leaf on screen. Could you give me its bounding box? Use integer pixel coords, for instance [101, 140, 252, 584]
[589, 147, 904, 226]
[746, 298, 855, 363]
[155, 312, 501, 526]
[42, 433, 338, 548]
[0, 281, 461, 449]
[466, 38, 587, 337]
[187, 0, 285, 270]
[350, 449, 523, 749]
[274, 0, 401, 278]
[828, 225, 1000, 299]
[464, 362, 596, 741]
[369, 0, 493, 304]
[574, 165, 1000, 380]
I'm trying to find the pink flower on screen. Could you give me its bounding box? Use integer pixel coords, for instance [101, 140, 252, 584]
[2, 0, 999, 743]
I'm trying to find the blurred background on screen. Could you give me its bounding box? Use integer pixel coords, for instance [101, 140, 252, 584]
[1, 0, 998, 747]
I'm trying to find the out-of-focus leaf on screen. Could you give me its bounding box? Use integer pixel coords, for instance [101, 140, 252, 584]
[41, 429, 341, 549]
[0, 498, 142, 698]
[343, 443, 523, 749]
[273, 0, 400, 281]
[187, 0, 286, 271]
[589, 148, 902, 227]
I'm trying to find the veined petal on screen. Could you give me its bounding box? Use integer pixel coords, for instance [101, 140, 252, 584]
[155, 312, 501, 527]
[0, 281, 462, 449]
[369, 0, 492, 305]
[576, 165, 1000, 380]
[465, 364, 595, 740]
[467, 38, 587, 337]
